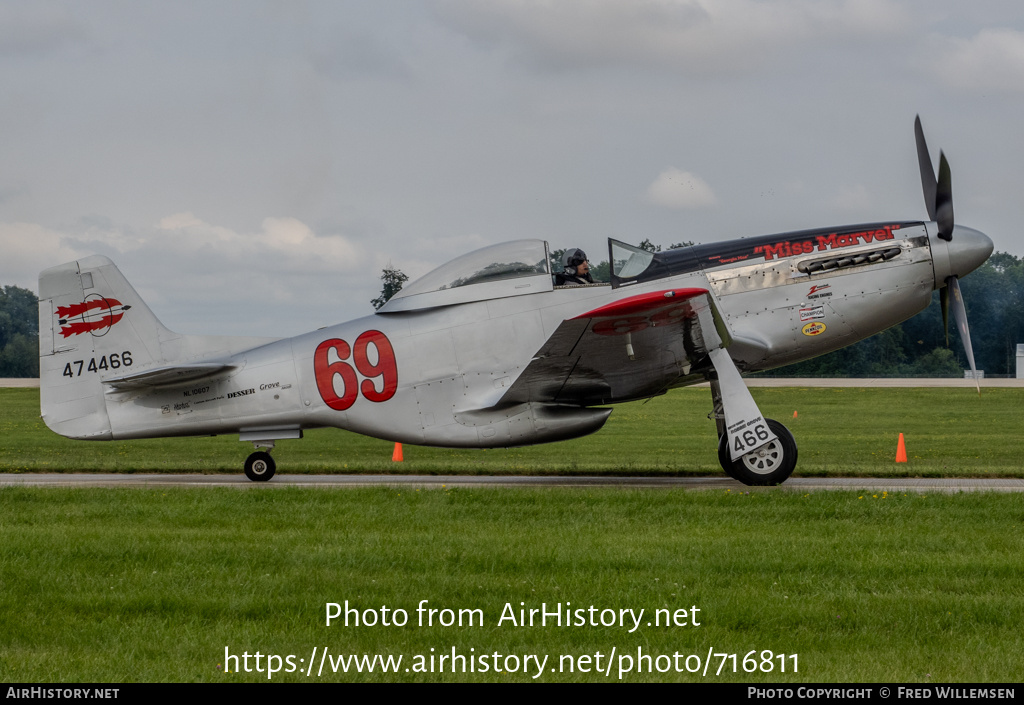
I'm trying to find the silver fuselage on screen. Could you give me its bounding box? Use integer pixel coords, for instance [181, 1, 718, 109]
[78, 219, 990, 448]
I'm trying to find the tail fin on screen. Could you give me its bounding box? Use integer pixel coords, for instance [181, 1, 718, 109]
[39, 256, 173, 439]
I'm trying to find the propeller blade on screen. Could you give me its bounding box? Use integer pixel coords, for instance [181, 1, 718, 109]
[940, 286, 950, 347]
[936, 151, 954, 241]
[947, 276, 979, 394]
[915, 115, 938, 222]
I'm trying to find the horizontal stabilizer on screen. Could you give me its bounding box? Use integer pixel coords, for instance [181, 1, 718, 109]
[102, 362, 236, 390]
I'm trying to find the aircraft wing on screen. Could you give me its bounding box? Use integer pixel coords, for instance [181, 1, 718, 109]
[499, 288, 730, 406]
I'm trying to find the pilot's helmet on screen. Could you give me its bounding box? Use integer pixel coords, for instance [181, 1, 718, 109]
[562, 248, 588, 273]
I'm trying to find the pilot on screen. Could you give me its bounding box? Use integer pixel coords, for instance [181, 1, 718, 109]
[554, 248, 594, 286]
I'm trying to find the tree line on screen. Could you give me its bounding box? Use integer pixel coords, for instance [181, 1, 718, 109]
[0, 285, 39, 377]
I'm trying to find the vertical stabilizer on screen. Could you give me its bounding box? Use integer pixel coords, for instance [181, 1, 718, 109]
[38, 256, 174, 440]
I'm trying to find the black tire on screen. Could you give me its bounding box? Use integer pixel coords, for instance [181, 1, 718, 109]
[716, 437, 743, 481]
[717, 419, 797, 486]
[244, 451, 276, 482]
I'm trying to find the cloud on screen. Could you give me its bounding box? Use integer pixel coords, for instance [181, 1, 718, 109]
[830, 184, 872, 211]
[924, 28, 1024, 94]
[3, 214, 370, 334]
[433, 0, 911, 74]
[0, 183, 28, 205]
[154, 213, 362, 273]
[310, 32, 413, 82]
[644, 168, 718, 209]
[0, 222, 84, 291]
[0, 6, 86, 57]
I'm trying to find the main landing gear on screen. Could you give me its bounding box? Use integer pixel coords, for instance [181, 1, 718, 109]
[707, 348, 798, 486]
[244, 451, 276, 482]
[239, 431, 301, 482]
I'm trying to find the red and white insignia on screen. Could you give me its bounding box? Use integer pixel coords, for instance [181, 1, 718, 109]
[56, 295, 131, 338]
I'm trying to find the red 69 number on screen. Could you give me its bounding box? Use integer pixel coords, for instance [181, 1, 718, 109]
[314, 330, 398, 411]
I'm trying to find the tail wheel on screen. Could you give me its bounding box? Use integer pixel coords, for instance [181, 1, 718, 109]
[717, 418, 797, 486]
[244, 451, 276, 482]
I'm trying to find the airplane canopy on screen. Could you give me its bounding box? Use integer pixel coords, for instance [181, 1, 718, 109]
[379, 239, 553, 313]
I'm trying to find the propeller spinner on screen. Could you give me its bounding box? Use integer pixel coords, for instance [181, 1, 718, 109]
[915, 115, 993, 392]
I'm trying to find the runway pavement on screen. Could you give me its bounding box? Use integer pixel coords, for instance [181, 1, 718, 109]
[2, 473, 1022, 492]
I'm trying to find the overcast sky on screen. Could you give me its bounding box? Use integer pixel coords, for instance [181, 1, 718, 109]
[2, 1, 1023, 336]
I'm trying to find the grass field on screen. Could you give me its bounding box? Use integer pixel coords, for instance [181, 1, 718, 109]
[1, 486, 1022, 683]
[2, 386, 1022, 683]
[1, 387, 1021, 477]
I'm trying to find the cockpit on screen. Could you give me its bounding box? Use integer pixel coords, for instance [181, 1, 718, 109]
[377, 239, 556, 313]
[376, 237, 710, 313]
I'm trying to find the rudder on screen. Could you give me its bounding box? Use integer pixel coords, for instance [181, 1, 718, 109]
[38, 256, 172, 439]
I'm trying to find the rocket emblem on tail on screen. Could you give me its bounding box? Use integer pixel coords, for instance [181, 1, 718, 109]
[56, 295, 131, 338]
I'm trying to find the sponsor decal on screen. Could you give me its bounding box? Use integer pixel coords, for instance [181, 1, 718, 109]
[174, 402, 190, 411]
[754, 224, 899, 262]
[706, 253, 751, 265]
[799, 306, 825, 322]
[807, 284, 832, 300]
[259, 382, 281, 391]
[56, 295, 131, 338]
[801, 322, 827, 336]
[227, 388, 255, 399]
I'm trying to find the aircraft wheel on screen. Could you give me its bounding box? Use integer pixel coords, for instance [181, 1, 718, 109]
[716, 436, 742, 481]
[717, 419, 797, 486]
[244, 451, 276, 482]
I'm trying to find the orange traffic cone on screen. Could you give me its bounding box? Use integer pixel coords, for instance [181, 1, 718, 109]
[392, 443, 403, 462]
[793, 410, 798, 418]
[895, 433, 907, 463]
